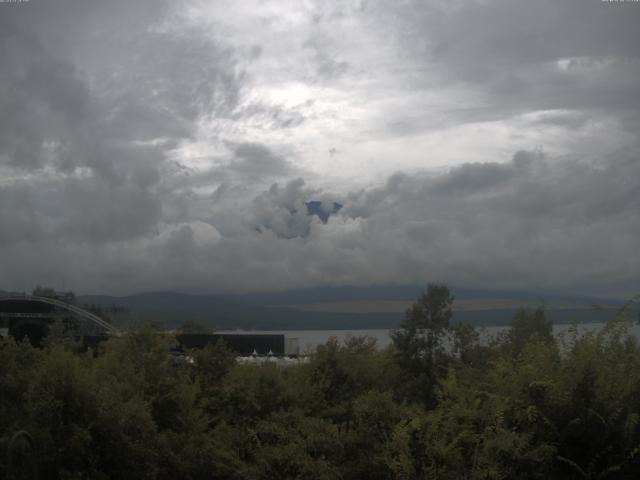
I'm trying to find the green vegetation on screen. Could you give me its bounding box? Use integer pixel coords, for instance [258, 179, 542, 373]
[2, 284, 640, 479]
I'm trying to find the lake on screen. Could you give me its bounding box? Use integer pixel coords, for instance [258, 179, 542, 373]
[218, 321, 640, 354]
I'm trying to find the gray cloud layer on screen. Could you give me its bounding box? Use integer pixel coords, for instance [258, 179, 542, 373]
[0, 0, 638, 296]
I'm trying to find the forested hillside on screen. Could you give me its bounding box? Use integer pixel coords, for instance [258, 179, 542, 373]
[2, 285, 640, 479]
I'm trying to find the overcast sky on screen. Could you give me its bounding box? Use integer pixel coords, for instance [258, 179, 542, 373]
[1, 0, 639, 296]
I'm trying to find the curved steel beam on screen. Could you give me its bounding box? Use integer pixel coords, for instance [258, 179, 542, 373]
[0, 295, 119, 335]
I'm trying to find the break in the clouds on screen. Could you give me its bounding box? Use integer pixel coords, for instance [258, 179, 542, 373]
[0, 0, 638, 296]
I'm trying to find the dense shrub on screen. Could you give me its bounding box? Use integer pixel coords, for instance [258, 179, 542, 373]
[2, 288, 640, 479]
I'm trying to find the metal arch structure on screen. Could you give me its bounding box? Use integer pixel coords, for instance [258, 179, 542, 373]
[0, 294, 119, 336]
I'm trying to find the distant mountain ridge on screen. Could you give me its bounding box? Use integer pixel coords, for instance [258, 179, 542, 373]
[72, 285, 633, 330]
[236, 284, 623, 306]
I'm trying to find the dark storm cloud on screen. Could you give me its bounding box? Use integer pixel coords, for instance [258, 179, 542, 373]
[57, 176, 162, 243]
[371, 0, 640, 123]
[252, 179, 320, 239]
[0, 0, 242, 169]
[339, 148, 640, 294]
[0, 0, 243, 246]
[430, 161, 519, 197]
[0, 21, 90, 170]
[344, 149, 640, 225]
[229, 143, 292, 178]
[165, 143, 297, 213]
[0, 183, 43, 246]
[1, 147, 638, 295]
[0, 0, 638, 296]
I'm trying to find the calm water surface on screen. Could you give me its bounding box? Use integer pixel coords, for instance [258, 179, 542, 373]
[218, 322, 640, 354]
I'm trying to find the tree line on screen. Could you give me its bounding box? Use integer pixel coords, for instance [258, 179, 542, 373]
[1, 284, 640, 479]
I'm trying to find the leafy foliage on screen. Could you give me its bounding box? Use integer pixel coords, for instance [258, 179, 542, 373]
[391, 283, 454, 407]
[2, 290, 640, 479]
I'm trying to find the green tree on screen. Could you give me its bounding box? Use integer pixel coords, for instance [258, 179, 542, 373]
[248, 411, 343, 480]
[391, 283, 454, 407]
[297, 336, 391, 427]
[507, 307, 553, 356]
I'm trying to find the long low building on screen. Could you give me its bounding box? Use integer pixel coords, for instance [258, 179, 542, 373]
[0, 296, 301, 357]
[175, 333, 300, 356]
